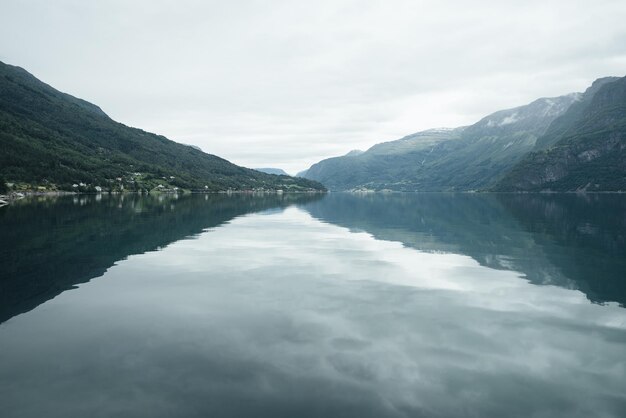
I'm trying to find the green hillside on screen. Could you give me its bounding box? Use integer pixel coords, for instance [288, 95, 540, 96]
[494, 76, 626, 191]
[301, 129, 463, 191]
[0, 61, 325, 193]
[302, 94, 579, 191]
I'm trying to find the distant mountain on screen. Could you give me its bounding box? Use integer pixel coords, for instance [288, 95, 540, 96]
[254, 168, 289, 176]
[302, 94, 580, 191]
[297, 150, 363, 181]
[303, 128, 462, 191]
[494, 76, 626, 191]
[0, 61, 325, 193]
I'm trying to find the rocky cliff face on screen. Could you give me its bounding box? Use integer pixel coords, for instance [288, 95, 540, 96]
[495, 76, 626, 192]
[533, 77, 620, 150]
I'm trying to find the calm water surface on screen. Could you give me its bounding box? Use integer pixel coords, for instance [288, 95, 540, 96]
[1, 193, 625, 417]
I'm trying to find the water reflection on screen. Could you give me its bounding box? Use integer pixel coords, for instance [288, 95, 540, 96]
[0, 193, 323, 323]
[300, 193, 626, 306]
[0, 204, 625, 417]
[1, 193, 625, 417]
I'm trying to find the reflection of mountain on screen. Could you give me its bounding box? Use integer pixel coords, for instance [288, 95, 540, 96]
[300, 193, 626, 306]
[498, 194, 626, 304]
[0, 193, 322, 324]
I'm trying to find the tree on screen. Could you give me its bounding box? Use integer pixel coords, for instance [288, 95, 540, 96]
[0, 175, 8, 194]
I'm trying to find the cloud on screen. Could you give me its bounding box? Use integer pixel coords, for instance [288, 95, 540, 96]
[1, 0, 626, 173]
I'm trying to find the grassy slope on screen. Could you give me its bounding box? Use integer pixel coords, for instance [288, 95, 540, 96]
[303, 130, 465, 191]
[0, 61, 325, 192]
[303, 95, 577, 191]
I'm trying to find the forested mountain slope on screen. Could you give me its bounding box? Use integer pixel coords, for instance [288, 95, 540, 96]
[302, 93, 579, 191]
[0, 61, 325, 192]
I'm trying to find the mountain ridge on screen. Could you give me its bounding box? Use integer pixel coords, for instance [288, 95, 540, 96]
[0, 61, 326, 193]
[302, 90, 582, 191]
[494, 76, 626, 191]
[254, 168, 289, 176]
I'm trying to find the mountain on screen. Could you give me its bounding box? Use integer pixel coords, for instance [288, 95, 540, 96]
[302, 128, 460, 191]
[494, 76, 626, 191]
[0, 61, 325, 193]
[534, 77, 620, 150]
[254, 168, 289, 176]
[344, 149, 364, 157]
[297, 150, 363, 179]
[302, 93, 580, 191]
[184, 143, 204, 152]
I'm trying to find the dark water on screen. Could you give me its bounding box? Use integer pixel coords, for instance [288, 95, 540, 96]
[1, 193, 625, 417]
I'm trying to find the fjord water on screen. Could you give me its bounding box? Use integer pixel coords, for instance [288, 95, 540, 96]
[1, 193, 625, 417]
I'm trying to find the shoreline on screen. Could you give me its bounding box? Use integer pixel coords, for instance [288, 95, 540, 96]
[0, 189, 327, 202]
[2, 189, 625, 204]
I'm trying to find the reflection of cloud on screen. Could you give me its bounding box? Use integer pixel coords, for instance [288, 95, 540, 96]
[1, 208, 625, 417]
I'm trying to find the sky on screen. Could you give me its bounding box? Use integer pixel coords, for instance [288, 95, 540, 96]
[1, 0, 626, 174]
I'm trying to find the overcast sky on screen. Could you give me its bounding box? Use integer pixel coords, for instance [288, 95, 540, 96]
[1, 0, 626, 174]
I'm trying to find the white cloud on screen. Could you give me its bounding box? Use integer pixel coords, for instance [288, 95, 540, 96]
[1, 0, 626, 174]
